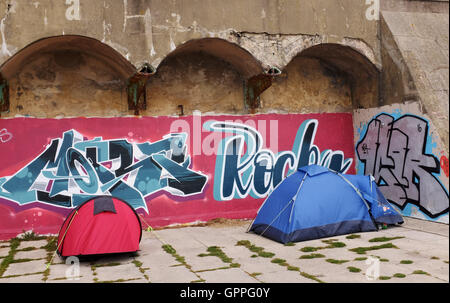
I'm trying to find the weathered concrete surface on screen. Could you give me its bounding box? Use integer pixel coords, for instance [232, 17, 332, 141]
[353, 101, 449, 223]
[0, 0, 380, 71]
[381, 0, 449, 13]
[0, 217, 447, 283]
[259, 57, 353, 114]
[2, 259, 47, 277]
[2, 48, 129, 118]
[1, 38, 379, 118]
[380, 10, 449, 154]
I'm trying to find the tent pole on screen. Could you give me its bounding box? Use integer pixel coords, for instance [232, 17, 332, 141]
[334, 172, 379, 230]
[258, 198, 296, 238]
[288, 174, 308, 223]
[258, 173, 308, 238]
[246, 171, 307, 234]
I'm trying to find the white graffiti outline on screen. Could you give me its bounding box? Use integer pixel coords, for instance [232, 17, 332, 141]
[0, 128, 12, 143]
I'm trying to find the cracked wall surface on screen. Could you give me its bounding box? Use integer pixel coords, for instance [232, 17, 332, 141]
[0, 0, 380, 71]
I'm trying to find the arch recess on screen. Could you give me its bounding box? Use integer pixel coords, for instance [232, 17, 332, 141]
[0, 35, 136, 80]
[156, 38, 264, 79]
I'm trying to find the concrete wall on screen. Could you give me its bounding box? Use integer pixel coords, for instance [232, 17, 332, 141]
[0, 0, 448, 233]
[1, 0, 381, 119]
[0, 0, 380, 71]
[6, 49, 129, 118]
[354, 101, 449, 223]
[0, 113, 356, 239]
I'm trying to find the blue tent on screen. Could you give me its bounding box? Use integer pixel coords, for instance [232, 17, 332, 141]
[249, 165, 403, 243]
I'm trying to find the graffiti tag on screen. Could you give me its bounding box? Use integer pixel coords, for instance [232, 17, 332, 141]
[206, 119, 353, 201]
[0, 129, 208, 212]
[356, 114, 449, 217]
[441, 155, 449, 178]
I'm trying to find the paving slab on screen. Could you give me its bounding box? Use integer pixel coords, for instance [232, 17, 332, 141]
[14, 249, 48, 260]
[0, 246, 10, 258]
[147, 264, 200, 283]
[191, 227, 243, 247]
[0, 273, 44, 283]
[197, 267, 258, 283]
[2, 259, 47, 277]
[17, 240, 48, 250]
[94, 263, 144, 282]
[0, 218, 447, 284]
[121, 278, 149, 283]
[46, 262, 95, 282]
[258, 269, 318, 283]
[137, 236, 165, 257]
[135, 246, 182, 269]
[183, 249, 230, 272]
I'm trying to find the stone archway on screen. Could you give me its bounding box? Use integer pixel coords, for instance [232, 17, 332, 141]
[142, 38, 264, 116]
[0, 35, 136, 118]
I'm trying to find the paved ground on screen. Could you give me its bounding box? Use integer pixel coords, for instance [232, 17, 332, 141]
[0, 217, 448, 283]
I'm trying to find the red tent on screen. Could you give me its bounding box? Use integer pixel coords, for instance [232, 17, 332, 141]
[57, 196, 142, 257]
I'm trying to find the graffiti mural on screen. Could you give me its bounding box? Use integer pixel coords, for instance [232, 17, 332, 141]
[0, 128, 12, 143]
[356, 113, 449, 219]
[0, 113, 355, 239]
[0, 129, 208, 212]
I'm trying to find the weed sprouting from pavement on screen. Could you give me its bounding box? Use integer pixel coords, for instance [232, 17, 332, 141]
[325, 259, 349, 264]
[393, 273, 406, 278]
[198, 246, 241, 269]
[347, 266, 361, 273]
[300, 246, 319, 252]
[0, 237, 20, 277]
[368, 236, 404, 242]
[346, 234, 361, 239]
[299, 253, 325, 259]
[236, 240, 275, 258]
[299, 240, 346, 253]
[349, 243, 398, 254]
[379, 276, 391, 280]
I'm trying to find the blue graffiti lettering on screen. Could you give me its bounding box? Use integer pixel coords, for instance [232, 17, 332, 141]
[0, 130, 208, 212]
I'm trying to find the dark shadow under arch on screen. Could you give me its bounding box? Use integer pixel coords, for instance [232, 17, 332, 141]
[0, 35, 136, 80]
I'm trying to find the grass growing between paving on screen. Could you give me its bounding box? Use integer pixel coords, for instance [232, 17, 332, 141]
[236, 240, 324, 283]
[347, 266, 361, 273]
[348, 243, 398, 254]
[162, 244, 203, 281]
[326, 259, 349, 264]
[299, 253, 325, 259]
[0, 231, 51, 279]
[346, 234, 361, 239]
[236, 240, 275, 258]
[299, 239, 346, 253]
[0, 238, 20, 277]
[371, 269, 432, 281]
[368, 236, 404, 242]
